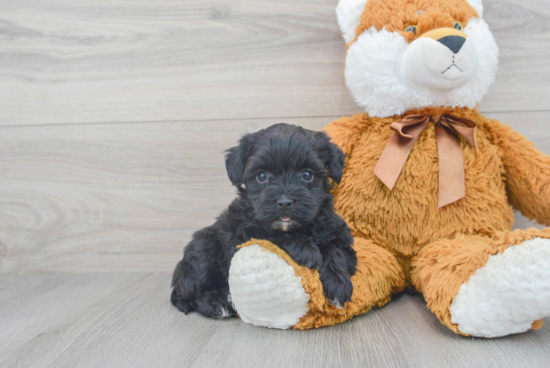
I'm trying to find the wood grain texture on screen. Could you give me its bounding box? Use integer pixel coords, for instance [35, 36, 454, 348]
[1, 274, 549, 368]
[0, 117, 333, 273]
[0, 112, 548, 273]
[0, 0, 549, 126]
[1, 0, 549, 365]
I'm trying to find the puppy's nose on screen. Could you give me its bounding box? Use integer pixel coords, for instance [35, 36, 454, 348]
[276, 197, 294, 209]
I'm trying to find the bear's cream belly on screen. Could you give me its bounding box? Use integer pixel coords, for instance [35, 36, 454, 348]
[333, 123, 514, 259]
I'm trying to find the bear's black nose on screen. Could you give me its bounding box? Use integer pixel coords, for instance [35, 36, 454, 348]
[276, 197, 294, 209]
[438, 35, 466, 54]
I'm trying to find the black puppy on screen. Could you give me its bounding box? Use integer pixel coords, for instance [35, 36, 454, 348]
[171, 123, 356, 318]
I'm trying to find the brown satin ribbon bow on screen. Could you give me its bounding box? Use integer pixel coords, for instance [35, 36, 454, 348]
[373, 114, 477, 208]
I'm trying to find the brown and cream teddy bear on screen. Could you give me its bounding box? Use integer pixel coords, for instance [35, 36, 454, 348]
[227, 0, 550, 338]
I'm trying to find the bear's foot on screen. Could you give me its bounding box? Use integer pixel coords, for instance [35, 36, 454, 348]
[450, 238, 550, 337]
[228, 243, 310, 329]
[230, 238, 405, 329]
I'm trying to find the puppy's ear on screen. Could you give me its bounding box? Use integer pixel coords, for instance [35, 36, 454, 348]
[317, 132, 345, 184]
[326, 142, 345, 184]
[225, 132, 258, 186]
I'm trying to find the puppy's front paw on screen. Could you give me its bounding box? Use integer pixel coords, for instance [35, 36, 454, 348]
[320, 271, 353, 309]
[292, 246, 323, 269]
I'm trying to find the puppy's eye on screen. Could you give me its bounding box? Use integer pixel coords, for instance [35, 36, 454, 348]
[301, 170, 314, 182]
[453, 22, 463, 31]
[404, 25, 417, 35]
[256, 171, 268, 183]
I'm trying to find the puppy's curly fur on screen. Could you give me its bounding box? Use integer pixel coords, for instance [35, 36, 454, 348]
[171, 123, 356, 318]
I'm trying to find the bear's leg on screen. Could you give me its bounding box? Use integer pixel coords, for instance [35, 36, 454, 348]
[411, 229, 550, 337]
[228, 238, 405, 329]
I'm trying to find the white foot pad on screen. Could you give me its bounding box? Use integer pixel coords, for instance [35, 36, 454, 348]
[228, 244, 310, 329]
[450, 238, 550, 337]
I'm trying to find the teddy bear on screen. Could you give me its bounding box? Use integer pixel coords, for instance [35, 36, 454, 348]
[226, 0, 550, 338]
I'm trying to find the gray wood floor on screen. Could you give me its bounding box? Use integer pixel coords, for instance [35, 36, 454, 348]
[1, 274, 549, 368]
[1, 0, 550, 367]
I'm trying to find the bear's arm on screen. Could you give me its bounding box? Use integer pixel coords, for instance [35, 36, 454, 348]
[486, 119, 550, 226]
[323, 114, 367, 157]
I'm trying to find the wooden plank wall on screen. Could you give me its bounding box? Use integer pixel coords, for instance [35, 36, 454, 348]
[1, 0, 549, 273]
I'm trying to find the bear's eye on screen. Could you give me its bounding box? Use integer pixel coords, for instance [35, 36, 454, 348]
[404, 25, 417, 35]
[301, 170, 314, 182]
[256, 171, 268, 183]
[453, 22, 463, 31]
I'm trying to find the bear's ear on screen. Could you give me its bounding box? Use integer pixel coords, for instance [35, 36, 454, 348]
[336, 0, 369, 43]
[225, 131, 259, 186]
[465, 0, 483, 17]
